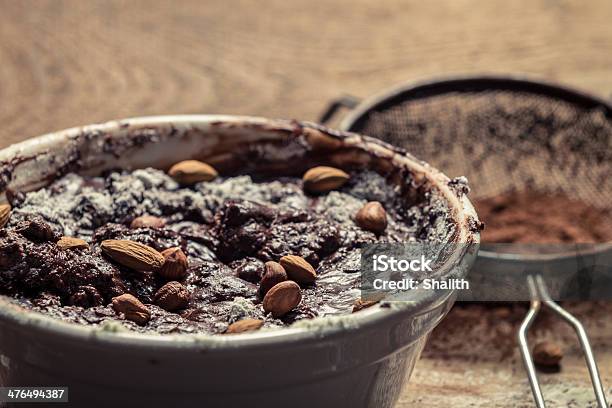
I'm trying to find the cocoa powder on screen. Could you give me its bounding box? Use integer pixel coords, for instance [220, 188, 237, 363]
[476, 190, 612, 244]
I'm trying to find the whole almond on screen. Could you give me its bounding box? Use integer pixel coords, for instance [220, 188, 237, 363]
[259, 261, 287, 296]
[533, 341, 563, 367]
[0, 204, 11, 228]
[355, 201, 388, 234]
[159, 247, 189, 280]
[130, 215, 166, 229]
[352, 298, 379, 313]
[279, 255, 316, 284]
[262, 281, 302, 318]
[302, 166, 349, 193]
[154, 281, 190, 312]
[168, 160, 218, 185]
[101, 240, 165, 272]
[112, 294, 151, 325]
[57, 236, 89, 250]
[303, 128, 342, 151]
[226, 318, 264, 334]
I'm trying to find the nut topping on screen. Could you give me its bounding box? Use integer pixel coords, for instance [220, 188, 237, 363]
[352, 293, 385, 313]
[130, 215, 166, 229]
[352, 298, 379, 313]
[303, 127, 342, 151]
[159, 247, 188, 280]
[262, 281, 302, 318]
[111, 294, 151, 325]
[533, 341, 563, 367]
[168, 160, 218, 185]
[355, 201, 388, 234]
[154, 281, 190, 312]
[0, 204, 11, 228]
[57, 236, 89, 250]
[226, 318, 264, 334]
[259, 261, 287, 296]
[279, 255, 316, 284]
[302, 166, 349, 193]
[101, 240, 165, 272]
[0, 165, 417, 336]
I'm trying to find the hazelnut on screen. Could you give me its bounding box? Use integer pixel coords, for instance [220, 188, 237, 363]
[159, 247, 188, 280]
[259, 261, 287, 296]
[154, 281, 190, 312]
[533, 341, 563, 367]
[355, 201, 387, 234]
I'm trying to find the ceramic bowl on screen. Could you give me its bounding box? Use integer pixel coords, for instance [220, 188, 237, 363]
[0, 116, 479, 407]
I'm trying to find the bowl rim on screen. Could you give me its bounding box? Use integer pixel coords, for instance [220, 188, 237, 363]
[0, 114, 479, 350]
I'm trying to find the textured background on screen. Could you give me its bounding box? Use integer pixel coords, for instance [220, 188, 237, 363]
[2, 0, 612, 146]
[1, 1, 611, 406]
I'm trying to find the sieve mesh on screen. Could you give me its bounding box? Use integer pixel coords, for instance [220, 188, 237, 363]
[340, 79, 612, 406]
[343, 79, 612, 230]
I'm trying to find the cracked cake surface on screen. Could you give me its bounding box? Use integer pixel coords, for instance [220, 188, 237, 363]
[0, 166, 453, 334]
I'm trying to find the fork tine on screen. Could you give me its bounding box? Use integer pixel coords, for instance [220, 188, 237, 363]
[535, 275, 609, 408]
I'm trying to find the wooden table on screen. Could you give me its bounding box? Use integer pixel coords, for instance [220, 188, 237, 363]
[1, 1, 611, 406]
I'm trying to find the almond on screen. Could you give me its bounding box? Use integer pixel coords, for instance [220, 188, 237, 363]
[159, 247, 188, 280]
[57, 236, 88, 250]
[259, 261, 287, 296]
[303, 127, 342, 151]
[302, 166, 349, 193]
[168, 160, 218, 185]
[0, 204, 11, 228]
[154, 281, 190, 312]
[533, 341, 563, 367]
[226, 318, 264, 334]
[130, 215, 166, 229]
[352, 298, 379, 313]
[111, 294, 151, 325]
[101, 240, 164, 272]
[262, 281, 301, 318]
[279, 255, 316, 284]
[355, 201, 388, 234]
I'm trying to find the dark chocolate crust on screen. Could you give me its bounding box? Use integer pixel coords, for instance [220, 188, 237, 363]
[1, 168, 453, 334]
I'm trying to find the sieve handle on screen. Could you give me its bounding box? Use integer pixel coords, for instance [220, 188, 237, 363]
[318, 95, 361, 125]
[518, 275, 609, 408]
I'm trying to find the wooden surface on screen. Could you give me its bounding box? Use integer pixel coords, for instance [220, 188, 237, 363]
[402, 303, 612, 407]
[1, 1, 611, 406]
[2, 0, 612, 147]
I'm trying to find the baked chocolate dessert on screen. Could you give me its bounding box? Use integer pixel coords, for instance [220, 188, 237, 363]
[0, 160, 454, 335]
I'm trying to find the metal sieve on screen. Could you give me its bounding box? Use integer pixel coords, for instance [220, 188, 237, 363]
[320, 75, 612, 407]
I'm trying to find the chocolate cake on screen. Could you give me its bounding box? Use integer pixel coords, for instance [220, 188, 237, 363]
[0, 161, 454, 335]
